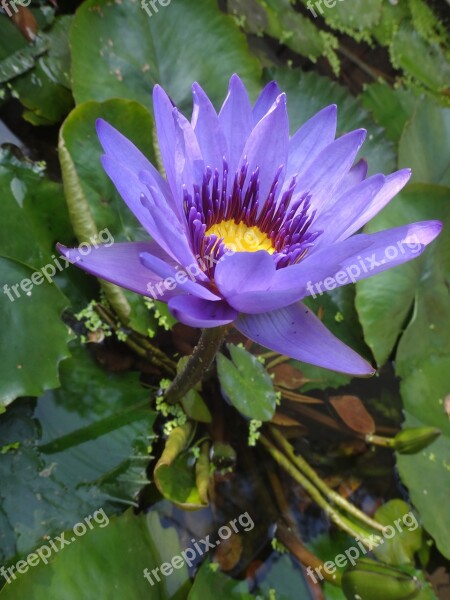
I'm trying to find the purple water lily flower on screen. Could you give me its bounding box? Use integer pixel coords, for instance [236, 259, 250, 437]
[58, 75, 442, 376]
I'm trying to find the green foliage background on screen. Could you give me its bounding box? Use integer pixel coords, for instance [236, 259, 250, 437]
[0, 0, 449, 598]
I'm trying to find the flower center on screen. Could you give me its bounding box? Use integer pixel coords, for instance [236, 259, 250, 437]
[180, 159, 322, 278]
[205, 219, 275, 254]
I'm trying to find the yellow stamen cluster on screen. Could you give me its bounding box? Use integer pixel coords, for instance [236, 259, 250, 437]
[205, 220, 275, 254]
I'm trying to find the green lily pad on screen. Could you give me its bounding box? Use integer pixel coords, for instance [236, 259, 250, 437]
[0, 150, 72, 266]
[70, 0, 261, 112]
[397, 356, 450, 560]
[0, 342, 156, 563]
[391, 25, 450, 96]
[217, 344, 277, 421]
[229, 0, 337, 67]
[188, 560, 253, 599]
[355, 184, 449, 368]
[0, 258, 71, 408]
[8, 17, 74, 125]
[361, 82, 418, 143]
[373, 500, 423, 566]
[0, 152, 74, 407]
[0, 510, 190, 599]
[156, 451, 207, 510]
[153, 424, 208, 510]
[399, 98, 450, 187]
[60, 99, 156, 242]
[181, 389, 212, 424]
[320, 0, 383, 36]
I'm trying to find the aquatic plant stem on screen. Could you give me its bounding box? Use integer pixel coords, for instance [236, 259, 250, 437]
[269, 427, 386, 534]
[276, 522, 341, 586]
[259, 435, 376, 544]
[164, 325, 229, 405]
[94, 303, 176, 375]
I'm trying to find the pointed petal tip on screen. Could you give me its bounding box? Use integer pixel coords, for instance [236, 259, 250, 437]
[336, 127, 367, 149]
[391, 167, 412, 183]
[265, 80, 281, 92]
[421, 219, 443, 242]
[276, 92, 287, 106]
[152, 84, 173, 107]
[356, 363, 377, 378]
[353, 127, 367, 139]
[95, 118, 110, 136]
[322, 103, 337, 115]
[228, 73, 247, 93]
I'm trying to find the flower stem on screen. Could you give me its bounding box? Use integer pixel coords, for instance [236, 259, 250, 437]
[269, 427, 386, 534]
[164, 325, 229, 405]
[365, 433, 396, 448]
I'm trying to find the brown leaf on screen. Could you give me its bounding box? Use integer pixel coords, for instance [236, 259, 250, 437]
[329, 395, 376, 434]
[271, 363, 309, 389]
[11, 7, 38, 42]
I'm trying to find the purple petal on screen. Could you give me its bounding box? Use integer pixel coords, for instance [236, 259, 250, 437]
[100, 155, 164, 237]
[313, 174, 386, 246]
[296, 129, 367, 214]
[239, 93, 289, 204]
[101, 155, 192, 266]
[252, 81, 282, 124]
[228, 220, 442, 310]
[138, 169, 199, 269]
[217, 237, 372, 314]
[95, 119, 172, 207]
[214, 250, 304, 314]
[168, 295, 237, 328]
[173, 108, 205, 194]
[299, 221, 443, 298]
[333, 158, 368, 197]
[333, 169, 412, 241]
[152, 85, 179, 210]
[214, 251, 275, 296]
[57, 241, 177, 300]
[191, 82, 227, 172]
[235, 302, 375, 375]
[284, 105, 337, 188]
[140, 252, 220, 301]
[218, 74, 253, 177]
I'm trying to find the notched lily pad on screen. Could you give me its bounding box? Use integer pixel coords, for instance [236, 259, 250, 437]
[217, 344, 277, 421]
